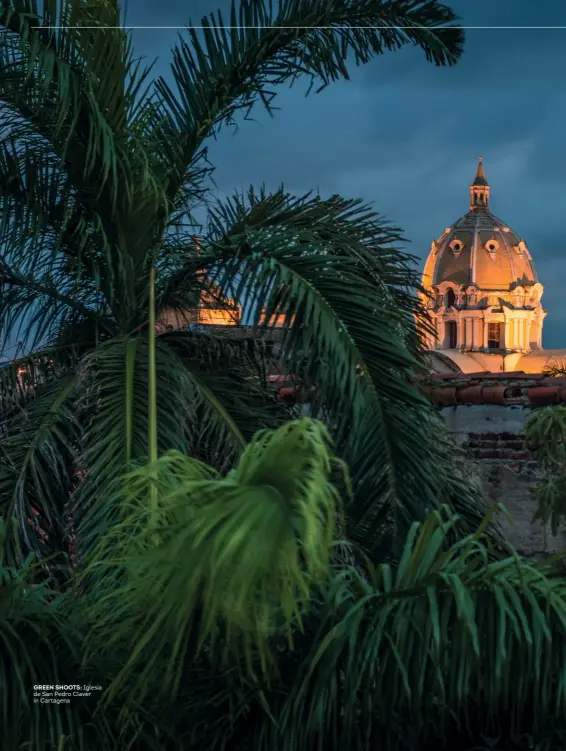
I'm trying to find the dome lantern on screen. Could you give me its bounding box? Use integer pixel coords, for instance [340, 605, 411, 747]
[469, 156, 490, 210]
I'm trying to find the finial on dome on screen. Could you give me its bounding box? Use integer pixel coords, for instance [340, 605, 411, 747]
[472, 156, 488, 186]
[470, 156, 490, 210]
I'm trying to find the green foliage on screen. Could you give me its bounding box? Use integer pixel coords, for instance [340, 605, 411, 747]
[0, 375, 80, 568]
[83, 419, 344, 709]
[526, 406, 566, 535]
[0, 520, 110, 750]
[3, 2, 561, 751]
[0, 0, 476, 570]
[259, 507, 566, 751]
[81, 501, 564, 751]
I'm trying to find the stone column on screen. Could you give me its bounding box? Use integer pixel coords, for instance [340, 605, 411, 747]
[525, 319, 532, 350]
[437, 318, 445, 349]
[465, 318, 473, 350]
[472, 318, 480, 349]
[523, 319, 529, 351]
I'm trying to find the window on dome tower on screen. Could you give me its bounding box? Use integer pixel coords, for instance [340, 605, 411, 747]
[446, 288, 456, 307]
[487, 322, 501, 349]
[446, 321, 457, 349]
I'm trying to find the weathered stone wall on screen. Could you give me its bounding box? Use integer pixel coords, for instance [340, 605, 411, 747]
[440, 404, 566, 555]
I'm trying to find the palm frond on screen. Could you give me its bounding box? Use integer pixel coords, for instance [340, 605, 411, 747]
[0, 519, 111, 750]
[153, 0, 463, 204]
[526, 406, 566, 535]
[0, 0, 137, 201]
[0, 1, 172, 330]
[83, 418, 344, 708]
[177, 189, 472, 549]
[266, 506, 566, 751]
[71, 335, 199, 558]
[0, 264, 108, 354]
[0, 373, 79, 567]
[161, 327, 296, 461]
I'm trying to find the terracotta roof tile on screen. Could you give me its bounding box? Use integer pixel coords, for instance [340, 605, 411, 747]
[419, 370, 566, 406]
[429, 387, 458, 405]
[267, 371, 566, 407]
[456, 385, 484, 403]
[480, 386, 508, 405]
[527, 387, 562, 406]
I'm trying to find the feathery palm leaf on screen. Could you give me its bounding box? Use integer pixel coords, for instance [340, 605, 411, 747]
[526, 406, 566, 535]
[160, 327, 295, 450]
[155, 0, 463, 205]
[178, 189, 472, 549]
[263, 507, 566, 751]
[0, 519, 111, 750]
[72, 330, 294, 559]
[0, 374, 79, 567]
[83, 418, 344, 707]
[1, 0, 468, 563]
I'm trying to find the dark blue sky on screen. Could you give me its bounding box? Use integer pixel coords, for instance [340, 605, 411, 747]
[127, 0, 566, 347]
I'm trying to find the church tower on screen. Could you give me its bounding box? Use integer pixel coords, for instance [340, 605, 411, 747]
[421, 158, 547, 373]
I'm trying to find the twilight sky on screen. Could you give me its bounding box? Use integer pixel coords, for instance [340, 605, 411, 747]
[127, 0, 566, 347]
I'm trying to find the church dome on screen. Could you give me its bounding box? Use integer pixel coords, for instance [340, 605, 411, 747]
[420, 158, 546, 365]
[422, 157, 538, 292]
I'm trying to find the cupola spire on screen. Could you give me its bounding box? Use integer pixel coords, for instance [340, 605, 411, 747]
[469, 156, 490, 210]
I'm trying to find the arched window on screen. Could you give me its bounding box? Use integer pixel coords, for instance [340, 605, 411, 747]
[446, 321, 457, 349]
[446, 288, 456, 307]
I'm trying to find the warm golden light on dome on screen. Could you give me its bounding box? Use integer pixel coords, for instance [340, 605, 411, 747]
[421, 157, 557, 374]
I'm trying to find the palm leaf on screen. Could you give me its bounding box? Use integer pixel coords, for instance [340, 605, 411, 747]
[526, 406, 566, 535]
[0, 0, 138, 200]
[266, 506, 566, 750]
[161, 327, 296, 460]
[71, 335, 195, 559]
[178, 189, 483, 550]
[154, 0, 463, 205]
[72, 330, 285, 558]
[0, 519, 111, 750]
[83, 418, 345, 708]
[0, 373, 79, 567]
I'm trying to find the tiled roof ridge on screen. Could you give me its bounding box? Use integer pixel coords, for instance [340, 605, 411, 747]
[418, 370, 552, 382]
[419, 371, 566, 406]
[264, 371, 566, 407]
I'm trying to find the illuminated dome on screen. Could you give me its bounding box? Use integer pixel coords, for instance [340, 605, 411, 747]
[421, 158, 547, 372]
[423, 158, 538, 292]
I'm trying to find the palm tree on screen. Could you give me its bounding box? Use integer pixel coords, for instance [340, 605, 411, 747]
[5, 425, 566, 750]
[0, 0, 476, 571]
[6, 2, 566, 750]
